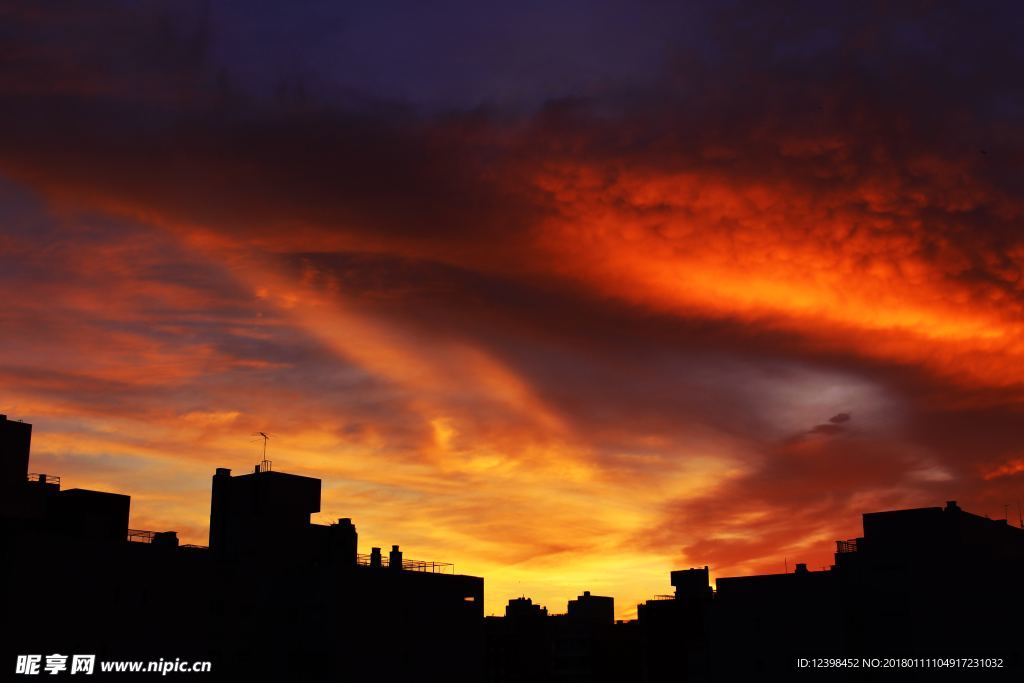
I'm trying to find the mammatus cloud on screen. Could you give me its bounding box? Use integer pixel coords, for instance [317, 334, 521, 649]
[2, 1, 1024, 616]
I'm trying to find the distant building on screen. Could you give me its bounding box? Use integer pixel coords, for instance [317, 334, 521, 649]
[0, 413, 130, 541]
[506, 596, 549, 620]
[567, 590, 614, 625]
[1, 417, 484, 682]
[0, 413, 31, 497]
[638, 502, 1024, 680]
[486, 591, 637, 682]
[635, 566, 713, 681]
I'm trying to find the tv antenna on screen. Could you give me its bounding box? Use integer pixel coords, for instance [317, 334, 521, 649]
[252, 431, 273, 472]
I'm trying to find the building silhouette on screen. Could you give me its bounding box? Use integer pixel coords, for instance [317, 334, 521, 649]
[485, 591, 639, 683]
[636, 502, 1024, 680]
[635, 567, 714, 681]
[4, 413, 1023, 681]
[485, 503, 1024, 681]
[1, 415, 483, 681]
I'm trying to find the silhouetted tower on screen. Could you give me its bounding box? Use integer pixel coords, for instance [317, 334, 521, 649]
[333, 517, 358, 564]
[671, 565, 713, 601]
[567, 591, 614, 625]
[208, 466, 320, 556]
[505, 597, 548, 620]
[1, 414, 32, 493]
[389, 544, 403, 570]
[209, 467, 233, 551]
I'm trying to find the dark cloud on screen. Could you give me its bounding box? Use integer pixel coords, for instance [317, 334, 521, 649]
[794, 412, 853, 438]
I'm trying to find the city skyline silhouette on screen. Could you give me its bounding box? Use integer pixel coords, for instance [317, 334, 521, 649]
[5, 414, 1023, 680]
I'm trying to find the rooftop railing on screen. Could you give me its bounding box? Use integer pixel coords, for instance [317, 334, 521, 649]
[27, 473, 60, 485]
[127, 530, 205, 549]
[127, 529, 156, 543]
[836, 538, 860, 554]
[355, 553, 454, 574]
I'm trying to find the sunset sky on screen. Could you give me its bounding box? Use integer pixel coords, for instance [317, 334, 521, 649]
[3, 1, 1024, 618]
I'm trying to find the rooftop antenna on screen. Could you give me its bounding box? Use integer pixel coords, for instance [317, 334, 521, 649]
[252, 432, 272, 472]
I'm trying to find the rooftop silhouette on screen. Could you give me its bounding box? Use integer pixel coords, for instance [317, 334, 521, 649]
[1, 415, 483, 681]
[3, 414, 1022, 681]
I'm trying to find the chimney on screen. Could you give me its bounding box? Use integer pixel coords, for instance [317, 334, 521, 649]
[945, 500, 960, 512]
[335, 518, 357, 565]
[209, 468, 233, 552]
[795, 563, 808, 574]
[389, 544, 403, 570]
[370, 547, 382, 568]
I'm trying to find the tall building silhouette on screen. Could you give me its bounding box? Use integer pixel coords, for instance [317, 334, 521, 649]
[0, 413, 31, 496]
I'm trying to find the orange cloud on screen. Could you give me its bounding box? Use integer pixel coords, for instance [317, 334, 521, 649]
[983, 459, 1024, 481]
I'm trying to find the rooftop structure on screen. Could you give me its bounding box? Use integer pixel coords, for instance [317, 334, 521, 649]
[1, 417, 484, 682]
